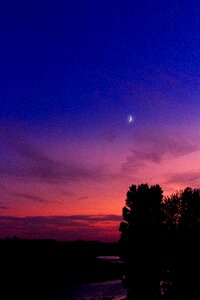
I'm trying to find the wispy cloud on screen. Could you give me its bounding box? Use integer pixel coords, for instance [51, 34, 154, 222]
[0, 184, 9, 192]
[0, 184, 61, 204]
[0, 215, 122, 241]
[0, 214, 123, 226]
[0, 123, 109, 184]
[167, 170, 200, 186]
[76, 196, 89, 201]
[61, 190, 75, 197]
[123, 130, 200, 171]
[0, 206, 12, 210]
[13, 192, 62, 204]
[103, 131, 117, 143]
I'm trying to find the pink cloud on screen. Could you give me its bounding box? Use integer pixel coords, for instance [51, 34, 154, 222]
[0, 215, 122, 242]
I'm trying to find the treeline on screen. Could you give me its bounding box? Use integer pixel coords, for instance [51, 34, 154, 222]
[119, 184, 200, 299]
[1, 239, 123, 299]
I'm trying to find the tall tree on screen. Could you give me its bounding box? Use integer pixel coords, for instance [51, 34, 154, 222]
[175, 187, 200, 299]
[119, 183, 163, 299]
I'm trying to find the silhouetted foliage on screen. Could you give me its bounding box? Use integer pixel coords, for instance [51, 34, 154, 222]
[120, 184, 200, 299]
[119, 183, 163, 299]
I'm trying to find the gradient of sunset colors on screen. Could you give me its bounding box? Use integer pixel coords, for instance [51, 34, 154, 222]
[1, 0, 200, 241]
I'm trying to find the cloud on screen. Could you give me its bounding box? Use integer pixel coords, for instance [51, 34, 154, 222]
[13, 192, 62, 204]
[103, 131, 117, 143]
[0, 214, 122, 241]
[0, 206, 11, 210]
[0, 214, 123, 227]
[0, 123, 109, 184]
[0, 184, 9, 192]
[123, 130, 200, 171]
[167, 170, 200, 187]
[76, 196, 89, 201]
[0, 184, 61, 204]
[61, 191, 75, 197]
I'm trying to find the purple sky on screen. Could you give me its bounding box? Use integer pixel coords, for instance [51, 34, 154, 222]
[1, 1, 200, 241]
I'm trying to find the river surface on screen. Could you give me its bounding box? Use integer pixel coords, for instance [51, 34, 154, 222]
[55, 279, 127, 300]
[49, 256, 126, 300]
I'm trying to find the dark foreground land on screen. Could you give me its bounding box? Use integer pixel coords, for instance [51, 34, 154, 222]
[1, 238, 124, 299]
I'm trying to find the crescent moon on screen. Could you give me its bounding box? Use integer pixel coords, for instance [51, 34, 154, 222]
[128, 115, 134, 123]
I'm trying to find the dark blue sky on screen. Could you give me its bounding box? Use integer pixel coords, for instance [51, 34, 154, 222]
[1, 0, 200, 128]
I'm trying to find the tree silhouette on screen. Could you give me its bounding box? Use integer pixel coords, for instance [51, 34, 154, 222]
[174, 187, 200, 299]
[120, 184, 200, 299]
[160, 187, 200, 299]
[119, 183, 163, 299]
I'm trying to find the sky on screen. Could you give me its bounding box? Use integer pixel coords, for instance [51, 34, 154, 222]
[1, 0, 200, 241]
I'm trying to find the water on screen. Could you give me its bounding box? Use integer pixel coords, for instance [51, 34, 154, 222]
[50, 256, 126, 299]
[57, 279, 127, 300]
[96, 256, 120, 261]
[96, 256, 123, 264]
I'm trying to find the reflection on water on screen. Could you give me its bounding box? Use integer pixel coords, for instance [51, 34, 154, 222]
[96, 256, 120, 261]
[96, 256, 123, 264]
[56, 279, 127, 300]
